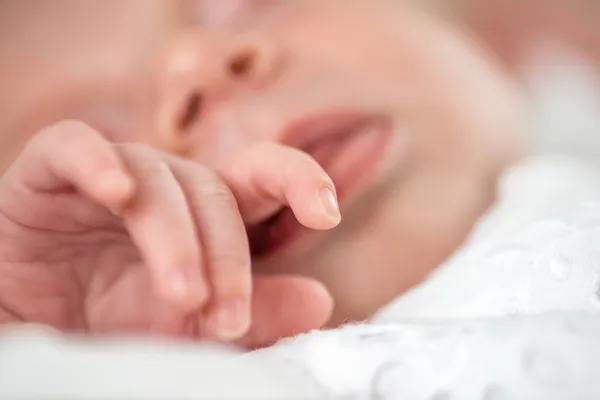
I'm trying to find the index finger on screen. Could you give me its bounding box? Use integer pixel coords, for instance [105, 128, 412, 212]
[217, 143, 341, 229]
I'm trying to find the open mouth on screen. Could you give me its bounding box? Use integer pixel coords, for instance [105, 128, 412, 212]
[248, 112, 392, 259]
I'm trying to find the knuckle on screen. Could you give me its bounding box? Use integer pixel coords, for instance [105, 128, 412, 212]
[46, 119, 94, 137]
[263, 143, 322, 170]
[205, 182, 237, 207]
[245, 142, 325, 178]
[283, 149, 324, 178]
[116, 142, 156, 159]
[197, 171, 237, 204]
[142, 157, 172, 179]
[165, 156, 237, 205]
[288, 147, 321, 167]
[296, 150, 322, 169]
[28, 120, 99, 154]
[117, 143, 170, 174]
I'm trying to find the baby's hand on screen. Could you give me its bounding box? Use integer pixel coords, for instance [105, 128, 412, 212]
[0, 121, 338, 346]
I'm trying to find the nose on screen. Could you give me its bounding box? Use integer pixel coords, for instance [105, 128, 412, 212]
[156, 30, 283, 155]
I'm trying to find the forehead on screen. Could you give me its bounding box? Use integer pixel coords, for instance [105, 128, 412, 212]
[0, 0, 342, 43]
[1, 0, 174, 44]
[1, 0, 171, 21]
[0, 0, 179, 71]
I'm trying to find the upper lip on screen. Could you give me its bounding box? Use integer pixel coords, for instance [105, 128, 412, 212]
[281, 110, 380, 152]
[248, 109, 392, 258]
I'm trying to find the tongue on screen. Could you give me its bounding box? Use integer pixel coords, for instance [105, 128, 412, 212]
[250, 125, 383, 257]
[324, 124, 383, 198]
[310, 136, 344, 168]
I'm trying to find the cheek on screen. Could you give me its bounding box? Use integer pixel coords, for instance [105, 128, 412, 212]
[282, 15, 458, 104]
[74, 100, 142, 142]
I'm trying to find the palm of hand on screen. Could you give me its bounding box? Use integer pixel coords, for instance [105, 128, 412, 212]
[0, 123, 339, 347]
[0, 186, 185, 334]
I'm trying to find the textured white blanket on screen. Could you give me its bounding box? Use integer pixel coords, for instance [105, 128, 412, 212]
[251, 155, 600, 400]
[2, 45, 600, 400]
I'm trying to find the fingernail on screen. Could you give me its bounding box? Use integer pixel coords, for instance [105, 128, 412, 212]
[212, 298, 249, 341]
[319, 186, 341, 223]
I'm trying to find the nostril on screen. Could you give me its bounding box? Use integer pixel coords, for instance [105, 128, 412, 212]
[228, 48, 256, 79]
[177, 92, 203, 133]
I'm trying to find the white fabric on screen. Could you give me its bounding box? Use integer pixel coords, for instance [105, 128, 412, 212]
[249, 45, 600, 400]
[3, 45, 600, 400]
[0, 327, 326, 399]
[253, 313, 600, 399]
[376, 156, 600, 321]
[252, 155, 600, 400]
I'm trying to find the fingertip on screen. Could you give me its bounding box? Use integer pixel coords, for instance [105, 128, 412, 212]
[305, 278, 335, 322]
[287, 277, 334, 331]
[318, 186, 341, 226]
[206, 297, 251, 341]
[296, 184, 341, 230]
[96, 170, 135, 207]
[235, 275, 334, 349]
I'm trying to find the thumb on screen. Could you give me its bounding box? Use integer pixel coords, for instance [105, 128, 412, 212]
[235, 275, 334, 349]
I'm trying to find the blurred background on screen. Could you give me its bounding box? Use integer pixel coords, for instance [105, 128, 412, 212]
[453, 0, 600, 157]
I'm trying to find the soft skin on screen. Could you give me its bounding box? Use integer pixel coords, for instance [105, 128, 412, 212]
[0, 0, 523, 340]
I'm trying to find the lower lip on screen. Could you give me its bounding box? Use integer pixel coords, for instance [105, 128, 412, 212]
[254, 120, 393, 260]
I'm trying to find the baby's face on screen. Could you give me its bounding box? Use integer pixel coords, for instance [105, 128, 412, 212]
[0, 0, 523, 324]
